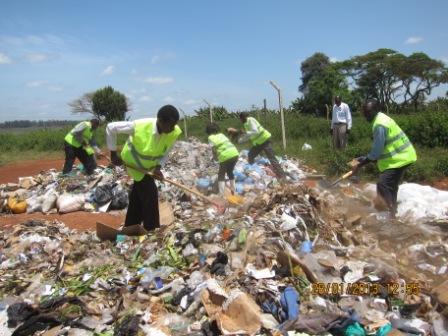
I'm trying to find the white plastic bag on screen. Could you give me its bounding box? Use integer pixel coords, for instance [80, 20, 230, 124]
[57, 194, 85, 214]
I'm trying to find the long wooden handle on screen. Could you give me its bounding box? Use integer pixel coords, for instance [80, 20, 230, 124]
[124, 163, 214, 204]
[330, 170, 353, 187]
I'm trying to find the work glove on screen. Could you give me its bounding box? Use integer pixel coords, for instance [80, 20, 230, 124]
[351, 156, 370, 172]
[110, 151, 122, 166]
[152, 166, 164, 181]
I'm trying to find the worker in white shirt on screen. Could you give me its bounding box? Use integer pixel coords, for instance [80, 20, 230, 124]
[106, 105, 182, 231]
[330, 96, 352, 150]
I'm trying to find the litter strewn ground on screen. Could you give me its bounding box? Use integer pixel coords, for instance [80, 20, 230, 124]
[1, 139, 447, 335]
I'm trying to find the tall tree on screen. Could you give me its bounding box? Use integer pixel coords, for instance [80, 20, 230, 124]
[398, 52, 448, 110]
[299, 52, 330, 94]
[92, 86, 129, 121]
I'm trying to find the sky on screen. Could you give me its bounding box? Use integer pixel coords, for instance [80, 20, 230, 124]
[0, 0, 447, 122]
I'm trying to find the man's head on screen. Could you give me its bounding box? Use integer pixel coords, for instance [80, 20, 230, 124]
[362, 99, 380, 122]
[335, 96, 342, 106]
[206, 122, 219, 135]
[157, 105, 179, 133]
[90, 119, 100, 130]
[238, 112, 249, 123]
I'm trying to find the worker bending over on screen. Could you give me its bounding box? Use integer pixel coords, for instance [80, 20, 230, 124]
[351, 99, 417, 219]
[106, 105, 182, 231]
[228, 112, 285, 179]
[63, 119, 101, 175]
[206, 122, 239, 195]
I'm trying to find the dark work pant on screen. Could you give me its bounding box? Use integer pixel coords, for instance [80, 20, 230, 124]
[248, 140, 285, 178]
[125, 175, 159, 231]
[377, 165, 410, 217]
[62, 141, 96, 175]
[218, 156, 238, 181]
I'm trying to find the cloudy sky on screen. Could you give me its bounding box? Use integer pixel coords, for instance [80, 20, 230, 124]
[0, 0, 447, 121]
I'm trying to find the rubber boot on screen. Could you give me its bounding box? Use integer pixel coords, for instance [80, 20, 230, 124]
[218, 181, 226, 196]
[229, 179, 235, 195]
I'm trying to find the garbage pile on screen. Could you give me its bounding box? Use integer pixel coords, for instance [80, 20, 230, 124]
[1, 139, 448, 335]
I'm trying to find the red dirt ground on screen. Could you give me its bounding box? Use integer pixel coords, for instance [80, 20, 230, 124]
[0, 157, 123, 231]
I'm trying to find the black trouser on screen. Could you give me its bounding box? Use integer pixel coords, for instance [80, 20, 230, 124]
[125, 175, 159, 231]
[62, 141, 96, 175]
[248, 140, 285, 178]
[218, 157, 238, 181]
[377, 164, 410, 217]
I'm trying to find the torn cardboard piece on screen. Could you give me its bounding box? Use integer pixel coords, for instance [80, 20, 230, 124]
[96, 201, 174, 241]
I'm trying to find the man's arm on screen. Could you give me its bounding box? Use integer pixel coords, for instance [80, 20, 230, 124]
[367, 125, 386, 161]
[346, 104, 352, 130]
[106, 121, 135, 151]
[238, 118, 258, 143]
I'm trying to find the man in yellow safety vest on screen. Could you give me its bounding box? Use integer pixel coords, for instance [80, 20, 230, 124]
[352, 99, 417, 218]
[106, 105, 182, 231]
[206, 122, 239, 195]
[63, 119, 101, 175]
[228, 112, 285, 179]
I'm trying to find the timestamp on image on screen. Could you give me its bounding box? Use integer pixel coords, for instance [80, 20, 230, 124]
[311, 282, 421, 296]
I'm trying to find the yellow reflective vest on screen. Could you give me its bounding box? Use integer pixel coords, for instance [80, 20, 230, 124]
[64, 121, 95, 155]
[372, 112, 417, 172]
[244, 117, 271, 146]
[208, 133, 239, 163]
[121, 118, 182, 181]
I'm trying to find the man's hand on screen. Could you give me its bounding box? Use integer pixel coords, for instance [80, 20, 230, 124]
[350, 156, 369, 173]
[226, 127, 239, 135]
[110, 151, 122, 166]
[152, 166, 164, 181]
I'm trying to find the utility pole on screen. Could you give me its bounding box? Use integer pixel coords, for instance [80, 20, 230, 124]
[203, 99, 213, 123]
[179, 108, 188, 139]
[269, 81, 286, 150]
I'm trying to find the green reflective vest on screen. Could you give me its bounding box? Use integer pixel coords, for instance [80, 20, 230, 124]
[372, 112, 417, 172]
[244, 117, 271, 146]
[121, 118, 182, 181]
[208, 133, 239, 163]
[64, 121, 95, 155]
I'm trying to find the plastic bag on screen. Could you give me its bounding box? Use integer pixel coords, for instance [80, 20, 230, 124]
[42, 193, 58, 213]
[93, 184, 113, 205]
[57, 194, 85, 213]
[301, 143, 312, 151]
[110, 185, 128, 210]
[7, 195, 27, 214]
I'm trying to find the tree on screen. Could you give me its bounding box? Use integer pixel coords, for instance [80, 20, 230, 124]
[92, 86, 129, 121]
[69, 86, 129, 121]
[398, 52, 448, 111]
[69, 92, 95, 118]
[299, 52, 330, 94]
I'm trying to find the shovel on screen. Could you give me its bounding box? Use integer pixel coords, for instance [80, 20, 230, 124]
[319, 170, 354, 189]
[100, 154, 227, 214]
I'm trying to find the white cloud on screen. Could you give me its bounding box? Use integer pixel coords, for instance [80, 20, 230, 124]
[330, 57, 338, 63]
[405, 36, 423, 45]
[144, 76, 174, 85]
[26, 53, 49, 63]
[139, 95, 153, 102]
[101, 65, 115, 76]
[48, 86, 63, 92]
[26, 80, 48, 87]
[0, 53, 12, 64]
[131, 69, 138, 75]
[164, 96, 174, 103]
[184, 99, 197, 106]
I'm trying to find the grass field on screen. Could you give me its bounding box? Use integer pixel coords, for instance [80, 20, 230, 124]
[1, 112, 448, 183]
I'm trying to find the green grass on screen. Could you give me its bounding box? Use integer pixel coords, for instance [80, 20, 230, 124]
[2, 113, 448, 183]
